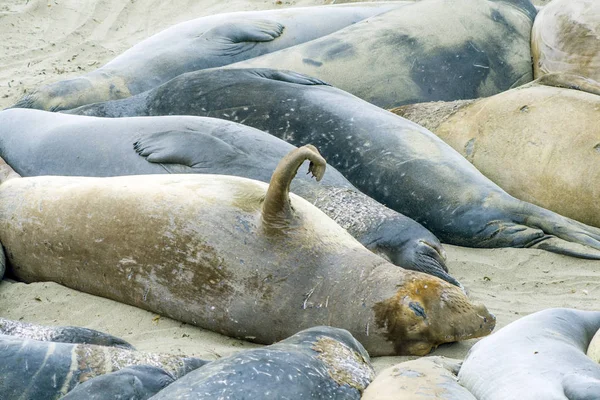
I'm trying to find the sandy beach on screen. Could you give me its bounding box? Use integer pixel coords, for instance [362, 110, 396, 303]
[0, 0, 595, 378]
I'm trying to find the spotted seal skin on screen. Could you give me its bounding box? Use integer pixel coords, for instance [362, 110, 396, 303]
[458, 308, 600, 400]
[391, 73, 600, 229]
[532, 0, 600, 82]
[149, 326, 374, 399]
[0, 108, 454, 286]
[0, 147, 495, 356]
[66, 67, 600, 260]
[362, 356, 477, 399]
[0, 317, 133, 349]
[61, 365, 176, 400]
[0, 334, 207, 400]
[228, 0, 536, 108]
[9, 2, 407, 112]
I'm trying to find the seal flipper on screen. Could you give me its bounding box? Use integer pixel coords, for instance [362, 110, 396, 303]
[562, 374, 600, 400]
[201, 20, 284, 57]
[133, 130, 243, 169]
[249, 68, 330, 86]
[262, 145, 326, 228]
[536, 72, 600, 96]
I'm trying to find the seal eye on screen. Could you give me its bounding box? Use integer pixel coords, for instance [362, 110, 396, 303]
[409, 301, 426, 319]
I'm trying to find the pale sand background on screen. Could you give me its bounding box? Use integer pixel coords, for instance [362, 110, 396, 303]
[0, 0, 593, 374]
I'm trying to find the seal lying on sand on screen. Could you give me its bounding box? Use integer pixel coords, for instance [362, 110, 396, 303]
[67, 67, 600, 260]
[150, 326, 374, 400]
[0, 333, 206, 400]
[10, 2, 406, 111]
[458, 308, 600, 400]
[229, 0, 536, 108]
[0, 316, 133, 349]
[532, 0, 600, 81]
[362, 357, 476, 400]
[391, 73, 600, 228]
[0, 108, 453, 285]
[0, 146, 495, 356]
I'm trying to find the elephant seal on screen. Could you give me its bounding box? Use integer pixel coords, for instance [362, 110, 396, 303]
[0, 108, 454, 286]
[0, 316, 133, 349]
[589, 329, 600, 363]
[0, 146, 495, 356]
[62, 366, 175, 400]
[532, 0, 600, 81]
[0, 333, 207, 400]
[362, 357, 476, 399]
[391, 73, 600, 228]
[228, 0, 536, 108]
[149, 326, 374, 399]
[67, 67, 600, 260]
[10, 3, 407, 111]
[458, 308, 600, 400]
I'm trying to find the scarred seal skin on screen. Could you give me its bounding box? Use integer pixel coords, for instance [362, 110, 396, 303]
[0, 108, 454, 285]
[9, 2, 407, 111]
[149, 326, 374, 399]
[458, 308, 600, 400]
[66, 67, 600, 260]
[0, 147, 494, 356]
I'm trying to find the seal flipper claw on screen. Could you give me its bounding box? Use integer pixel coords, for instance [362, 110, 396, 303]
[250, 68, 330, 86]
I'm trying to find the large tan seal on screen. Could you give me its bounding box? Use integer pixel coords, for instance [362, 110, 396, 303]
[532, 0, 600, 81]
[391, 73, 600, 228]
[0, 147, 494, 356]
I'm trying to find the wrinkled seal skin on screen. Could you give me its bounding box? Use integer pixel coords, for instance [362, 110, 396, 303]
[10, 2, 407, 111]
[532, 0, 600, 82]
[229, 0, 536, 108]
[391, 73, 600, 229]
[0, 148, 495, 356]
[458, 308, 600, 400]
[67, 67, 600, 260]
[362, 356, 476, 400]
[0, 109, 453, 285]
[0, 334, 207, 400]
[62, 366, 175, 400]
[0, 316, 133, 349]
[150, 326, 374, 399]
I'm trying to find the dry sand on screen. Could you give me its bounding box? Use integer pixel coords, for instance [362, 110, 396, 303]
[0, 0, 593, 377]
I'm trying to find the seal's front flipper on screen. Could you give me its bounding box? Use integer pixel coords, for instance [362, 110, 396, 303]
[133, 130, 242, 169]
[203, 19, 284, 44]
[262, 145, 326, 229]
[250, 68, 330, 86]
[562, 374, 600, 400]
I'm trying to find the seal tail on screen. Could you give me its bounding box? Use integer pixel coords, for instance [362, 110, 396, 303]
[262, 145, 326, 228]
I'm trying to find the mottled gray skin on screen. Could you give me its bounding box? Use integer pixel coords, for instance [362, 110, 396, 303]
[62, 366, 175, 400]
[458, 308, 600, 400]
[66, 67, 600, 260]
[229, 0, 537, 108]
[0, 108, 454, 286]
[10, 3, 407, 111]
[0, 317, 134, 349]
[149, 326, 374, 400]
[0, 334, 207, 400]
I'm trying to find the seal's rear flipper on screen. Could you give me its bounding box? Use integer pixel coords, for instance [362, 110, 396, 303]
[250, 68, 330, 86]
[262, 145, 326, 228]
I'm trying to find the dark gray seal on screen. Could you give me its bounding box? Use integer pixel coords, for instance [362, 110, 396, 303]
[458, 308, 600, 400]
[0, 333, 206, 399]
[149, 326, 374, 399]
[10, 3, 406, 111]
[229, 0, 537, 108]
[66, 67, 600, 260]
[0, 107, 454, 285]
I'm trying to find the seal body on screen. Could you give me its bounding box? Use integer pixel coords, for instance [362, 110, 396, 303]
[230, 0, 536, 108]
[391, 74, 600, 228]
[10, 3, 407, 111]
[0, 108, 453, 285]
[149, 326, 373, 399]
[532, 0, 600, 81]
[0, 334, 206, 400]
[588, 328, 600, 363]
[0, 148, 495, 356]
[458, 308, 600, 400]
[67, 67, 600, 259]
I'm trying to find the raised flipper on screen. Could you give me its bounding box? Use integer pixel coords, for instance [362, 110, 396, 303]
[249, 68, 330, 86]
[133, 130, 243, 168]
[0, 317, 135, 349]
[262, 145, 326, 229]
[536, 72, 600, 96]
